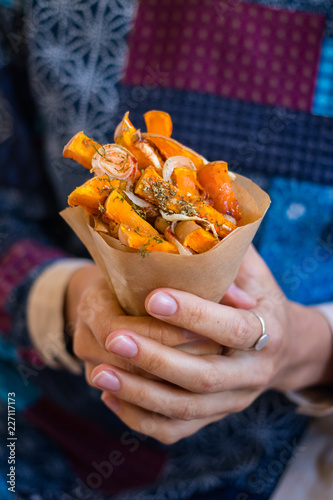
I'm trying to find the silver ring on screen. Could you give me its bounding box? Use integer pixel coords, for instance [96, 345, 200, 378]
[249, 312, 270, 351]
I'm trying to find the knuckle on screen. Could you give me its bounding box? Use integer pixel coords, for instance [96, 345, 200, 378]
[189, 302, 208, 326]
[233, 315, 249, 347]
[144, 351, 165, 374]
[197, 364, 221, 393]
[174, 398, 198, 421]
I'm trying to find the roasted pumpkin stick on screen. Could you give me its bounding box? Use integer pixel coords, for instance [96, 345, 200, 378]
[64, 110, 243, 255]
[63, 131, 102, 169]
[103, 189, 158, 235]
[115, 112, 163, 172]
[141, 132, 207, 170]
[118, 225, 178, 254]
[197, 161, 241, 220]
[135, 166, 236, 238]
[174, 221, 218, 253]
[171, 167, 202, 199]
[144, 110, 173, 137]
[68, 176, 121, 214]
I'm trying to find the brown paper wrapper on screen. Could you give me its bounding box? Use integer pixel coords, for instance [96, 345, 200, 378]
[61, 174, 270, 315]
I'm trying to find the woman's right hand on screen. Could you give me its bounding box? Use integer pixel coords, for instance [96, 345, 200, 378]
[65, 264, 220, 383]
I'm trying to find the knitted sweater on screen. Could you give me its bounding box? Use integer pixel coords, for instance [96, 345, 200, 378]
[0, 1, 332, 499]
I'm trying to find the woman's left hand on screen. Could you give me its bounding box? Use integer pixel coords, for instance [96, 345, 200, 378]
[90, 246, 333, 444]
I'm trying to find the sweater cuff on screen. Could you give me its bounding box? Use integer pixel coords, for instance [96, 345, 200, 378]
[27, 258, 93, 374]
[287, 302, 333, 417]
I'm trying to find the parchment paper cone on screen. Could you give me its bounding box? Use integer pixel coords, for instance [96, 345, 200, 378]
[61, 174, 270, 316]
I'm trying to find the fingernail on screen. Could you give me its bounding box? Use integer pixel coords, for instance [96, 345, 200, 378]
[147, 292, 178, 316]
[183, 328, 201, 340]
[106, 336, 138, 358]
[93, 371, 120, 391]
[101, 392, 120, 412]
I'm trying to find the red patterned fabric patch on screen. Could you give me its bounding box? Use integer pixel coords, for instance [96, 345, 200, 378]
[123, 0, 325, 111]
[0, 239, 65, 333]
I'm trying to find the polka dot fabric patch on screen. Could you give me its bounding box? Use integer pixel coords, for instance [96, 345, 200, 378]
[123, 0, 325, 112]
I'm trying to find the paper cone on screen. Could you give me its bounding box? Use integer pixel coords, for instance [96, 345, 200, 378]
[61, 174, 270, 316]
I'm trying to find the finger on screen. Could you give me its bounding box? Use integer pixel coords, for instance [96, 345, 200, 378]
[74, 319, 157, 377]
[104, 331, 269, 392]
[220, 283, 257, 309]
[91, 364, 257, 420]
[145, 289, 265, 350]
[100, 391, 227, 444]
[175, 338, 221, 355]
[79, 285, 200, 350]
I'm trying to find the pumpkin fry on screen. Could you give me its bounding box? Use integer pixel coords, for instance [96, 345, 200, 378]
[68, 176, 120, 214]
[118, 225, 178, 254]
[104, 189, 159, 237]
[114, 112, 163, 171]
[197, 161, 242, 220]
[63, 131, 101, 169]
[141, 133, 207, 169]
[171, 167, 201, 199]
[175, 221, 218, 253]
[144, 110, 173, 137]
[135, 167, 236, 238]
[114, 111, 137, 146]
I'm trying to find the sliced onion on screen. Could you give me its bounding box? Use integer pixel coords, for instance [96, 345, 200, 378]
[163, 156, 196, 182]
[92, 144, 138, 181]
[118, 225, 129, 246]
[170, 221, 178, 234]
[125, 190, 155, 209]
[165, 228, 193, 255]
[228, 171, 236, 181]
[160, 210, 220, 239]
[224, 214, 237, 225]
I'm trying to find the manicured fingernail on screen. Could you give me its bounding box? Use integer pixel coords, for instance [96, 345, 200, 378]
[93, 371, 120, 391]
[101, 392, 120, 412]
[147, 292, 178, 316]
[106, 336, 138, 358]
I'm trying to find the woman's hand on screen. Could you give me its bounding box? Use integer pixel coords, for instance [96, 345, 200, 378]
[89, 246, 333, 444]
[65, 264, 220, 383]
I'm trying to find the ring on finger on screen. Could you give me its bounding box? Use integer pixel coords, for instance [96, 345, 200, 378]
[249, 312, 270, 351]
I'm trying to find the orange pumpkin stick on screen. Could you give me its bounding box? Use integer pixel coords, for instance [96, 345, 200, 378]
[197, 161, 242, 220]
[115, 112, 163, 171]
[63, 131, 101, 169]
[118, 225, 178, 254]
[171, 167, 201, 199]
[141, 133, 207, 170]
[144, 110, 173, 137]
[135, 167, 236, 238]
[104, 189, 159, 237]
[68, 176, 120, 214]
[175, 221, 218, 253]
